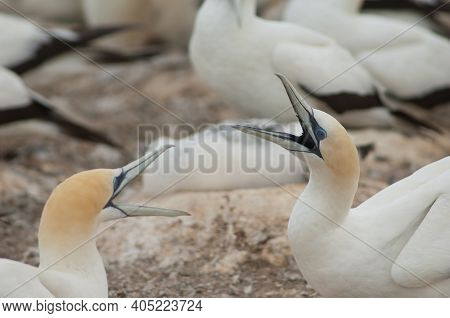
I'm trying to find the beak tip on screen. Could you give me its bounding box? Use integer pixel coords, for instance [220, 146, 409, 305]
[162, 144, 175, 151]
[174, 210, 191, 217]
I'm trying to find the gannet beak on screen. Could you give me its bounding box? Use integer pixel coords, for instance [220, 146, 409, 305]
[228, 0, 242, 26]
[100, 145, 190, 221]
[233, 74, 325, 158]
[232, 124, 310, 153]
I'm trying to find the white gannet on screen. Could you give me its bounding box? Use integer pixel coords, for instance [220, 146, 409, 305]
[189, 0, 439, 130]
[0, 146, 189, 298]
[235, 74, 450, 297]
[361, 0, 450, 37]
[0, 67, 116, 146]
[0, 13, 126, 74]
[141, 120, 375, 198]
[362, 0, 449, 14]
[141, 121, 306, 198]
[283, 0, 450, 108]
[0, 0, 83, 22]
[82, 0, 199, 48]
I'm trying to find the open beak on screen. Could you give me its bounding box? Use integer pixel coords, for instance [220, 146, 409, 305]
[233, 74, 323, 158]
[102, 145, 190, 220]
[228, 0, 242, 26]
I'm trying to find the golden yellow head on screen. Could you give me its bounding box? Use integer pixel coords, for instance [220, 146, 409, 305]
[233, 74, 360, 180]
[308, 110, 359, 178]
[39, 169, 114, 247]
[38, 146, 190, 251]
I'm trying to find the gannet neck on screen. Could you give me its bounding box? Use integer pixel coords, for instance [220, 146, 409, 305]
[299, 112, 360, 222]
[201, 0, 257, 26]
[301, 155, 359, 222]
[240, 0, 257, 20]
[38, 169, 113, 269]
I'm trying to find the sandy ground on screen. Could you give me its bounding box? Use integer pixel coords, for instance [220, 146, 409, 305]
[0, 49, 449, 297]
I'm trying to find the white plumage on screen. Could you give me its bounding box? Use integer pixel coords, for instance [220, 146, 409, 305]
[0, 13, 53, 69]
[142, 121, 306, 198]
[0, 147, 188, 298]
[283, 0, 450, 104]
[0, 13, 125, 74]
[0, 67, 116, 146]
[189, 0, 381, 122]
[0, 67, 30, 108]
[236, 74, 450, 297]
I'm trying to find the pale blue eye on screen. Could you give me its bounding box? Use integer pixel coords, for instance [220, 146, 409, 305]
[316, 128, 327, 141]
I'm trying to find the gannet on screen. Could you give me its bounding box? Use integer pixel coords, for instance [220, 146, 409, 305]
[0, 67, 116, 146]
[189, 0, 439, 130]
[141, 121, 306, 198]
[235, 74, 450, 297]
[361, 0, 450, 37]
[0, 0, 83, 22]
[141, 120, 374, 198]
[0, 146, 189, 298]
[283, 0, 450, 108]
[190, 0, 382, 121]
[82, 0, 198, 48]
[362, 0, 449, 13]
[0, 13, 126, 74]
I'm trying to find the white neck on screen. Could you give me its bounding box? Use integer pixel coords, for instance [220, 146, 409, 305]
[39, 241, 103, 272]
[38, 220, 108, 297]
[299, 157, 359, 224]
[204, 0, 257, 24]
[239, 0, 257, 19]
[38, 240, 108, 297]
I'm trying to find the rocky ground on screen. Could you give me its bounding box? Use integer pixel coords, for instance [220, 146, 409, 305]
[0, 48, 449, 297]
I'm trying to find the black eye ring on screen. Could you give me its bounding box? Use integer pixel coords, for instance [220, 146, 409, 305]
[316, 127, 327, 141]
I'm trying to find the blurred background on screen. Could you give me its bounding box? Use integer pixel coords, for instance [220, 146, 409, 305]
[0, 0, 448, 297]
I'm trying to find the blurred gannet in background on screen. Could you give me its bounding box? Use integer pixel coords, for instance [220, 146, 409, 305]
[141, 120, 374, 198]
[141, 121, 306, 198]
[82, 0, 199, 48]
[284, 0, 450, 108]
[0, 13, 127, 74]
[362, 0, 449, 14]
[235, 74, 450, 297]
[361, 0, 450, 37]
[0, 146, 189, 298]
[0, 67, 116, 146]
[0, 0, 83, 22]
[189, 0, 438, 130]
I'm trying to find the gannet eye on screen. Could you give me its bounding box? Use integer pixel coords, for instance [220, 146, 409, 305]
[316, 127, 327, 141]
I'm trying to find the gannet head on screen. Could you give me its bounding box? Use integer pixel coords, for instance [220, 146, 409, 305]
[39, 145, 189, 250]
[234, 74, 359, 178]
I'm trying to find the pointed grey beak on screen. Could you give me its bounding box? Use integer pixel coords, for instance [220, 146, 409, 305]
[103, 145, 190, 219]
[275, 73, 320, 149]
[232, 124, 309, 153]
[234, 74, 325, 158]
[111, 145, 174, 199]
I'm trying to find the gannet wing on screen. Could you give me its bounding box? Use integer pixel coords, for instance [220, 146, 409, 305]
[0, 67, 117, 146]
[391, 191, 450, 288]
[272, 41, 381, 113]
[0, 13, 127, 74]
[356, 157, 450, 211]
[354, 16, 450, 105]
